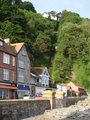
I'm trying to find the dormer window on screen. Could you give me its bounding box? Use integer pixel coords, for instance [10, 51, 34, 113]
[0, 41, 3, 46]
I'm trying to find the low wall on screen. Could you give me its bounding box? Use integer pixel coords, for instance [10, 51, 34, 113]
[0, 99, 50, 120]
[65, 96, 87, 107]
[42, 90, 87, 109]
[55, 96, 87, 108]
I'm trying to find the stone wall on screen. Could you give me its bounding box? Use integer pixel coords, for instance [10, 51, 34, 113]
[0, 99, 50, 120]
[55, 97, 87, 108]
[42, 90, 87, 109]
[65, 96, 87, 107]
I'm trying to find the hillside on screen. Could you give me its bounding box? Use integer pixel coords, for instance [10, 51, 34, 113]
[0, 0, 90, 92]
[52, 10, 90, 92]
[0, 0, 57, 67]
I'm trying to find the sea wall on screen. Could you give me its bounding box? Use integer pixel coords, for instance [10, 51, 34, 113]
[65, 96, 87, 106]
[55, 97, 87, 108]
[0, 99, 50, 120]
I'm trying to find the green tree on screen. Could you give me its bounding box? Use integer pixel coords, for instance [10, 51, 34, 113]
[0, 21, 24, 41]
[52, 11, 90, 92]
[20, 1, 36, 12]
[60, 10, 82, 25]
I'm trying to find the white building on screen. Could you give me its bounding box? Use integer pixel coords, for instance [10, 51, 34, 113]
[57, 84, 68, 96]
[42, 12, 57, 20]
[30, 67, 50, 96]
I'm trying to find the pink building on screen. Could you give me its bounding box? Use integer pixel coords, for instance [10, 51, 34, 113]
[67, 82, 86, 96]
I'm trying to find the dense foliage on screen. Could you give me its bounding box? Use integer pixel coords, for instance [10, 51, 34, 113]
[0, 1, 90, 91]
[52, 10, 90, 92]
[0, 0, 57, 67]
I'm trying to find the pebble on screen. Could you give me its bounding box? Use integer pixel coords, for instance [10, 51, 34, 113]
[23, 96, 90, 120]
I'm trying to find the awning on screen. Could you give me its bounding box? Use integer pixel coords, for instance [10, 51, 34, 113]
[0, 85, 17, 89]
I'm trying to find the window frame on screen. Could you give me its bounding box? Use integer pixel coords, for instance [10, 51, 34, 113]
[3, 53, 10, 64]
[3, 69, 9, 80]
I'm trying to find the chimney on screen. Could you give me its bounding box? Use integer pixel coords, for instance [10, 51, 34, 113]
[4, 38, 10, 44]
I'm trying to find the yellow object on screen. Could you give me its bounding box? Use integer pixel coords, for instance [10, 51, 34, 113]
[42, 90, 55, 95]
[55, 91, 65, 95]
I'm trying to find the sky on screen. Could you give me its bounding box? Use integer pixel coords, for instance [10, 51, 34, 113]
[23, 0, 90, 18]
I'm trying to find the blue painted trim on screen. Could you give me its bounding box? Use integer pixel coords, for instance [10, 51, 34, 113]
[18, 84, 30, 90]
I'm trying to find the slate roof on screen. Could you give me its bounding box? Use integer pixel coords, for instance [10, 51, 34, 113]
[31, 67, 46, 76]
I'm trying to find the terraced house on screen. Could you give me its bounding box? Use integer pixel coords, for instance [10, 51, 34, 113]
[31, 67, 50, 96]
[11, 43, 31, 99]
[0, 38, 17, 99]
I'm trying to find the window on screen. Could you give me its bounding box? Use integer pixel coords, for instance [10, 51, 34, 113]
[18, 60, 24, 68]
[0, 89, 8, 99]
[3, 53, 10, 64]
[22, 50, 26, 56]
[3, 69, 9, 80]
[18, 72, 24, 82]
[0, 41, 3, 46]
[44, 71, 48, 76]
[12, 56, 15, 66]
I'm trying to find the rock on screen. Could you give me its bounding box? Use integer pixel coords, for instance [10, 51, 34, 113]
[23, 96, 90, 120]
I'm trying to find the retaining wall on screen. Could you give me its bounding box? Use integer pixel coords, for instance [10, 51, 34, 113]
[55, 96, 87, 108]
[0, 99, 50, 120]
[65, 96, 87, 107]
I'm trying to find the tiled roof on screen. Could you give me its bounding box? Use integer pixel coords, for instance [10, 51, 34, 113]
[0, 42, 16, 55]
[68, 82, 84, 89]
[31, 67, 45, 76]
[10, 43, 24, 53]
[4, 43, 16, 55]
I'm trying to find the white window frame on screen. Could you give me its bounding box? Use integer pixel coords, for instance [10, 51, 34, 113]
[3, 53, 10, 64]
[12, 56, 15, 66]
[3, 69, 9, 80]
